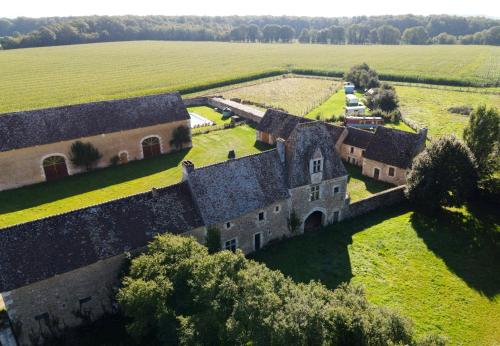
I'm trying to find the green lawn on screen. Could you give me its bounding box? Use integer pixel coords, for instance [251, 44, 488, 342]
[251, 203, 500, 345]
[187, 106, 230, 126]
[0, 42, 498, 113]
[346, 163, 393, 201]
[0, 125, 268, 228]
[397, 85, 500, 139]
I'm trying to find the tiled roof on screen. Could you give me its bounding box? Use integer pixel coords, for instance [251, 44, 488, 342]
[187, 150, 290, 225]
[343, 127, 375, 149]
[0, 92, 189, 153]
[285, 121, 347, 188]
[364, 127, 425, 169]
[0, 182, 203, 292]
[256, 109, 313, 140]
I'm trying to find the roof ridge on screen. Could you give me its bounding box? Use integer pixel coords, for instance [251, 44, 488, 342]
[191, 148, 278, 172]
[0, 181, 187, 231]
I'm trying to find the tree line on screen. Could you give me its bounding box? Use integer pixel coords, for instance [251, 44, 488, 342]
[0, 14, 499, 49]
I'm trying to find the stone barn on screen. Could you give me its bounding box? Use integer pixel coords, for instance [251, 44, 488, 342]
[255, 109, 313, 145]
[0, 92, 191, 191]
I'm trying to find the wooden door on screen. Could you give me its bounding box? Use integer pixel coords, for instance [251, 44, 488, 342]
[374, 168, 380, 179]
[43, 156, 69, 181]
[142, 137, 161, 159]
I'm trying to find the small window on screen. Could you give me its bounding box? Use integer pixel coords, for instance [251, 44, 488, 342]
[362, 150, 366, 156]
[310, 185, 320, 201]
[388, 167, 395, 177]
[275, 205, 280, 213]
[350, 146, 354, 154]
[333, 186, 340, 195]
[225, 222, 232, 229]
[258, 211, 265, 221]
[225, 238, 237, 252]
[312, 159, 322, 173]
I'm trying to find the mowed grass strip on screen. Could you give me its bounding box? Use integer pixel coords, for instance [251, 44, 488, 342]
[220, 77, 339, 115]
[0, 126, 268, 228]
[0, 42, 499, 113]
[397, 85, 500, 139]
[251, 204, 500, 345]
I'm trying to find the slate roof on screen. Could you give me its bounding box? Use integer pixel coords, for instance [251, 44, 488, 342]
[343, 127, 375, 149]
[0, 182, 203, 292]
[285, 121, 348, 188]
[364, 127, 425, 169]
[324, 122, 346, 144]
[187, 149, 290, 225]
[256, 109, 313, 140]
[0, 92, 189, 153]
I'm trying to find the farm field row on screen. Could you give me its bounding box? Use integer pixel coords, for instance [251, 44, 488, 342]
[252, 204, 500, 345]
[0, 41, 499, 113]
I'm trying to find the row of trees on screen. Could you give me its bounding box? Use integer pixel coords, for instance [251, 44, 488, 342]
[1, 15, 499, 49]
[118, 233, 445, 345]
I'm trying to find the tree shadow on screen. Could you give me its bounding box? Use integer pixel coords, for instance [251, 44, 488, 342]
[253, 140, 273, 152]
[0, 149, 190, 215]
[345, 163, 393, 195]
[410, 201, 500, 298]
[251, 206, 409, 290]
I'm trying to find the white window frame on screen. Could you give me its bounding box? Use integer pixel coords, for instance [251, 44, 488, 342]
[310, 185, 320, 201]
[224, 238, 237, 252]
[312, 159, 322, 173]
[225, 221, 232, 230]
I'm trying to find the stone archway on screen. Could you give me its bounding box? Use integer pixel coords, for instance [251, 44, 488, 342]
[304, 210, 324, 232]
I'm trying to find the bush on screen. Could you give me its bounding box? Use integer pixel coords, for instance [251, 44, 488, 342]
[448, 105, 473, 115]
[344, 63, 380, 90]
[365, 83, 399, 112]
[170, 126, 191, 150]
[117, 234, 434, 345]
[69, 141, 102, 171]
[406, 136, 479, 211]
[205, 226, 221, 254]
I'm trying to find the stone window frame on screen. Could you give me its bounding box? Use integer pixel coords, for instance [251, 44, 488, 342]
[350, 146, 355, 154]
[388, 166, 396, 177]
[274, 204, 281, 213]
[225, 221, 233, 230]
[373, 167, 381, 179]
[312, 159, 322, 173]
[224, 238, 237, 252]
[310, 185, 320, 201]
[40, 152, 72, 179]
[139, 134, 163, 159]
[258, 211, 265, 221]
[333, 185, 341, 196]
[118, 150, 129, 164]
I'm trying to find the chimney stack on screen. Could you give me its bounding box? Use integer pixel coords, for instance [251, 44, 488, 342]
[182, 160, 194, 181]
[228, 150, 236, 160]
[276, 138, 285, 163]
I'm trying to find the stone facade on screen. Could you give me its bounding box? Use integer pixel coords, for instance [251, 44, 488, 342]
[362, 158, 408, 186]
[343, 185, 406, 219]
[1, 255, 125, 346]
[0, 120, 191, 191]
[340, 144, 364, 166]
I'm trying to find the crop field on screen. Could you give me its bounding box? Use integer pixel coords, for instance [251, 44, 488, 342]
[220, 77, 339, 115]
[0, 41, 499, 113]
[396, 85, 500, 138]
[252, 204, 500, 345]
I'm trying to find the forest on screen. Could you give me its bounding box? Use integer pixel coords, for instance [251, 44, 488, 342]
[0, 14, 499, 49]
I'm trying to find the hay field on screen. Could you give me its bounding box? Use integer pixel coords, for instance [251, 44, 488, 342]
[0, 41, 498, 113]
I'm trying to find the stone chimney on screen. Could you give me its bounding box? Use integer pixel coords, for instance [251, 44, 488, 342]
[276, 138, 285, 163]
[228, 150, 236, 160]
[182, 160, 194, 181]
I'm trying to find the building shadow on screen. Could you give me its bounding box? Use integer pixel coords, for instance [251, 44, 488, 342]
[251, 206, 408, 290]
[410, 201, 500, 299]
[345, 163, 392, 195]
[0, 149, 190, 215]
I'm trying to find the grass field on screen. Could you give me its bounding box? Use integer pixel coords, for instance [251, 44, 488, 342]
[396, 85, 500, 139]
[252, 204, 500, 345]
[0, 42, 499, 113]
[345, 164, 393, 201]
[0, 125, 268, 228]
[220, 77, 339, 115]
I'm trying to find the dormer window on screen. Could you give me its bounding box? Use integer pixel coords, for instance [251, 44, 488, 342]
[312, 159, 322, 173]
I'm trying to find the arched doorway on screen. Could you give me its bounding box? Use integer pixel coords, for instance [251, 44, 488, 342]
[304, 211, 324, 232]
[142, 137, 161, 159]
[43, 155, 69, 181]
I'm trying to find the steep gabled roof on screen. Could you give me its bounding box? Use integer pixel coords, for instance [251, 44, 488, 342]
[285, 121, 347, 188]
[343, 127, 375, 149]
[324, 122, 347, 145]
[187, 150, 290, 225]
[364, 127, 424, 169]
[256, 109, 313, 140]
[0, 92, 189, 153]
[0, 181, 203, 292]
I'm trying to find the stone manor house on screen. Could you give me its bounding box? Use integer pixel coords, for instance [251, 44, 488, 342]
[0, 95, 423, 345]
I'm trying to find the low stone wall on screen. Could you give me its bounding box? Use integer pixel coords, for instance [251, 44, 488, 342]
[400, 115, 433, 141]
[183, 97, 210, 107]
[343, 185, 406, 220]
[207, 97, 265, 123]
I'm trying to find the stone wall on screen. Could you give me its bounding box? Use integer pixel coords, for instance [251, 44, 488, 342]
[361, 158, 408, 185]
[344, 185, 406, 220]
[340, 144, 364, 166]
[207, 98, 265, 123]
[0, 120, 190, 191]
[183, 97, 210, 107]
[2, 255, 126, 346]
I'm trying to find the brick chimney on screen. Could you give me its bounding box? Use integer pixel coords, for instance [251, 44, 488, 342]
[182, 160, 194, 181]
[276, 138, 285, 163]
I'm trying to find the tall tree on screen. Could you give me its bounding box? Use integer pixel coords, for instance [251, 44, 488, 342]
[377, 24, 401, 44]
[402, 26, 429, 44]
[279, 25, 295, 42]
[328, 25, 345, 44]
[463, 106, 500, 179]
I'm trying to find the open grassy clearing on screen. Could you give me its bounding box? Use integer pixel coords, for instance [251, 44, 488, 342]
[0, 125, 268, 228]
[252, 204, 500, 345]
[0, 42, 498, 113]
[397, 85, 500, 139]
[219, 77, 339, 115]
[345, 164, 393, 202]
[305, 89, 366, 120]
